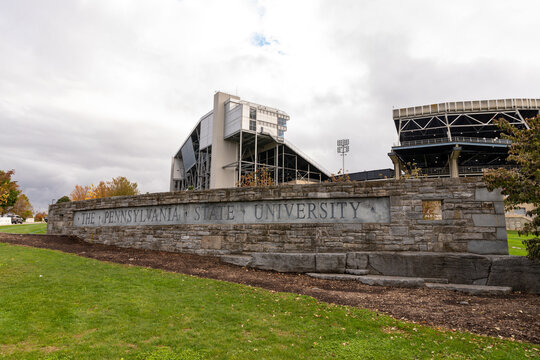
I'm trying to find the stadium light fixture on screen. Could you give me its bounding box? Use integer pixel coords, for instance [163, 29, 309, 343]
[337, 139, 350, 174]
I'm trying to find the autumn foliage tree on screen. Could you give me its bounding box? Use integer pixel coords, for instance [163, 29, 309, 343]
[34, 212, 47, 222]
[108, 176, 139, 196]
[0, 170, 20, 215]
[70, 185, 90, 201]
[483, 116, 540, 262]
[238, 168, 274, 187]
[329, 170, 351, 182]
[70, 176, 140, 201]
[11, 193, 34, 219]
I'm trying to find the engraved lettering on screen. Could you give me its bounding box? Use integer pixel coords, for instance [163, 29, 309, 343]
[349, 201, 360, 219]
[172, 207, 180, 221]
[73, 197, 389, 227]
[320, 202, 327, 219]
[151, 209, 158, 222]
[284, 204, 294, 218]
[337, 202, 347, 219]
[254, 204, 263, 220]
[226, 205, 234, 220]
[297, 203, 305, 219]
[159, 208, 167, 222]
[265, 204, 275, 220]
[307, 203, 316, 219]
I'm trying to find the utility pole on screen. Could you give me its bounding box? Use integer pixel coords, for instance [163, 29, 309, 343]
[337, 139, 350, 174]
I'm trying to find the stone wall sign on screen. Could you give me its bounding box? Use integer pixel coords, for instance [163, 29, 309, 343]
[73, 197, 390, 227]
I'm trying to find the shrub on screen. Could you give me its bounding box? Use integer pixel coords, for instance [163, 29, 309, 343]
[523, 238, 540, 263]
[56, 196, 71, 203]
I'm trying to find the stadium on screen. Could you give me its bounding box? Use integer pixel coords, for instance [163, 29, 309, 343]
[388, 99, 539, 178]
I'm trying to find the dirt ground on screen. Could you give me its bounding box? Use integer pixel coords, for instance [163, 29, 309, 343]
[1, 233, 539, 344]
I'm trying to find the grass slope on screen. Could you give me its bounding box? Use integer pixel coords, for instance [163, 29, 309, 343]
[0, 244, 538, 359]
[507, 230, 535, 256]
[0, 223, 47, 234]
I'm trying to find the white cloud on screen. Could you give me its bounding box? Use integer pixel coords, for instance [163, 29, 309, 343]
[1, 0, 539, 211]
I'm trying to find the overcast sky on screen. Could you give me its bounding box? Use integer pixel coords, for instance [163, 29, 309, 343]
[1, 0, 539, 212]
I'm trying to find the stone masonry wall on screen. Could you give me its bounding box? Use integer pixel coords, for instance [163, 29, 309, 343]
[47, 178, 508, 255]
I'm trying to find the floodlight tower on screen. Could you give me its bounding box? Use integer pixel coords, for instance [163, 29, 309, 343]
[337, 139, 350, 174]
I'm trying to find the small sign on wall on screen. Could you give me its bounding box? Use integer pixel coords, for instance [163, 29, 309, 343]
[422, 200, 442, 220]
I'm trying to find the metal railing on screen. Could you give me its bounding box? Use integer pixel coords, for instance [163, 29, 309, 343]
[459, 164, 515, 174]
[418, 164, 516, 177]
[394, 136, 512, 147]
[393, 98, 540, 119]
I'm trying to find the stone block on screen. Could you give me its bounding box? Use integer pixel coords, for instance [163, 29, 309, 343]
[496, 227, 507, 240]
[250, 253, 316, 272]
[346, 252, 369, 269]
[220, 255, 252, 267]
[472, 214, 506, 227]
[487, 256, 540, 294]
[425, 282, 512, 295]
[467, 240, 508, 255]
[345, 269, 370, 275]
[390, 226, 409, 236]
[356, 275, 424, 288]
[493, 201, 505, 215]
[306, 273, 361, 281]
[475, 188, 503, 202]
[201, 235, 223, 250]
[367, 252, 491, 284]
[315, 253, 346, 273]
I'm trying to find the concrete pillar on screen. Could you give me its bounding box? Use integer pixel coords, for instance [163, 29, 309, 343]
[449, 146, 462, 178]
[388, 152, 402, 180]
[210, 92, 240, 189]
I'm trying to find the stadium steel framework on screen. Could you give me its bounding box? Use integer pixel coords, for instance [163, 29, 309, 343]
[170, 92, 330, 191]
[388, 99, 540, 178]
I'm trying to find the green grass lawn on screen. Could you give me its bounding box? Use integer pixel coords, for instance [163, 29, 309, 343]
[507, 230, 535, 256]
[0, 244, 538, 359]
[0, 223, 47, 234]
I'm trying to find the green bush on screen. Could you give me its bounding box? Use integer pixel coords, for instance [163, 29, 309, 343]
[523, 237, 540, 263]
[56, 196, 71, 203]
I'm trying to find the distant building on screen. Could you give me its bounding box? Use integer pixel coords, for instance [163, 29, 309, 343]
[388, 99, 540, 179]
[505, 203, 534, 231]
[347, 169, 394, 181]
[170, 92, 330, 191]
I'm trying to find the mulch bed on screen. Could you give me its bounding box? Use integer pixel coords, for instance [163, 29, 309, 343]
[1, 233, 539, 344]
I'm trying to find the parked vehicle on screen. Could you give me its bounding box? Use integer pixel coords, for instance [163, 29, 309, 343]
[4, 214, 23, 224]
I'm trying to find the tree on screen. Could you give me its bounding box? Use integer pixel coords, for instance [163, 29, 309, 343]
[56, 196, 71, 203]
[34, 212, 47, 222]
[70, 185, 90, 201]
[70, 176, 140, 201]
[108, 176, 139, 196]
[87, 181, 111, 199]
[237, 168, 274, 187]
[0, 170, 20, 215]
[11, 193, 33, 219]
[329, 170, 351, 183]
[483, 116, 540, 262]
[401, 162, 425, 179]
